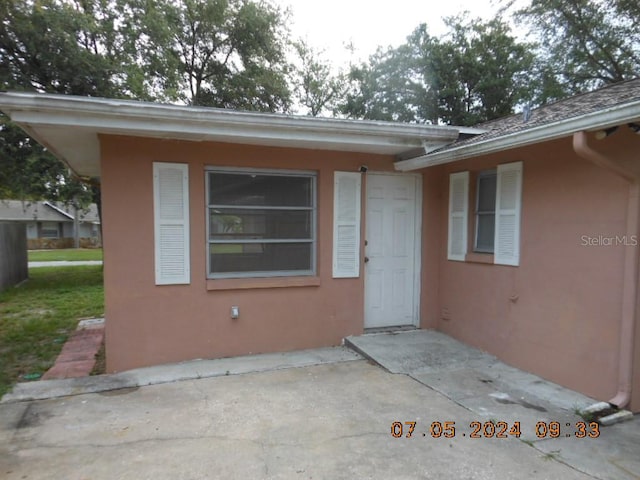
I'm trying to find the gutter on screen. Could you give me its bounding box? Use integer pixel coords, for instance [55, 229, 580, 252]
[395, 100, 640, 171]
[0, 91, 476, 177]
[573, 131, 639, 410]
[0, 91, 463, 144]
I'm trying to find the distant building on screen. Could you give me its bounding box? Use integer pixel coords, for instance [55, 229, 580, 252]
[0, 200, 101, 249]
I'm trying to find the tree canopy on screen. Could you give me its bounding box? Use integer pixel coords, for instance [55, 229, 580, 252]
[1, 0, 639, 203]
[0, 0, 137, 207]
[514, 0, 640, 102]
[148, 0, 292, 110]
[340, 16, 536, 126]
[0, 0, 294, 205]
[292, 40, 346, 117]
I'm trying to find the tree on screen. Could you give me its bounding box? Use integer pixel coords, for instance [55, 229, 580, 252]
[0, 0, 149, 98]
[0, 0, 138, 207]
[291, 41, 346, 117]
[0, 0, 295, 210]
[340, 41, 425, 122]
[516, 0, 640, 99]
[340, 16, 536, 126]
[431, 15, 536, 125]
[139, 0, 292, 111]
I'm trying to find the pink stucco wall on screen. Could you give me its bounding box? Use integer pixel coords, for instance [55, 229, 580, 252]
[100, 135, 398, 372]
[99, 129, 639, 412]
[428, 129, 639, 411]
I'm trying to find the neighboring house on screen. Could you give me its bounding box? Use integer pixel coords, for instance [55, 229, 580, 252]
[0, 200, 101, 249]
[0, 79, 638, 412]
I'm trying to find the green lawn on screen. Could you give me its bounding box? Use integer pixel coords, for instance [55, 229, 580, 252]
[0, 266, 104, 397]
[28, 248, 103, 262]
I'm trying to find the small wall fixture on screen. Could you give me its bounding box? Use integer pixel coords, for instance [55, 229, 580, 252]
[231, 306, 239, 319]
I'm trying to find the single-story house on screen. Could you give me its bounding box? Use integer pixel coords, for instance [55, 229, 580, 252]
[0, 200, 101, 249]
[0, 79, 638, 412]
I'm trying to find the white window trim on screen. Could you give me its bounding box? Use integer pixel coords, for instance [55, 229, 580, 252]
[205, 167, 317, 279]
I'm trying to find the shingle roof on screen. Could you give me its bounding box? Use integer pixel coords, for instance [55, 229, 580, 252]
[49, 202, 100, 223]
[0, 200, 100, 223]
[440, 78, 640, 152]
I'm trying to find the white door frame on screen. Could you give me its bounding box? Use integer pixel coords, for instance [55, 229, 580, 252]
[364, 171, 422, 328]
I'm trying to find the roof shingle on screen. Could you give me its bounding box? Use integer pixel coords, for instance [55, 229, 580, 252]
[441, 78, 640, 152]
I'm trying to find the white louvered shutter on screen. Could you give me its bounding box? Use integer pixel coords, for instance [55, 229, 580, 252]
[448, 171, 469, 261]
[332, 171, 361, 278]
[494, 161, 523, 266]
[153, 162, 190, 285]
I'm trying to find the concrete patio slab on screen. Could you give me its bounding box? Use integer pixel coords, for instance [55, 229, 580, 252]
[1, 360, 598, 480]
[347, 329, 496, 374]
[2, 335, 637, 479]
[345, 330, 597, 412]
[345, 329, 639, 480]
[533, 415, 640, 480]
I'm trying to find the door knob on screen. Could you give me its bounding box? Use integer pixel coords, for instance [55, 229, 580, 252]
[364, 256, 370, 263]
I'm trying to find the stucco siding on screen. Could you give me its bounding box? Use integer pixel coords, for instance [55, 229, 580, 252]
[100, 135, 398, 372]
[435, 132, 637, 409]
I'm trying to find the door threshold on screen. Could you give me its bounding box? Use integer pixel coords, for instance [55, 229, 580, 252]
[364, 325, 419, 335]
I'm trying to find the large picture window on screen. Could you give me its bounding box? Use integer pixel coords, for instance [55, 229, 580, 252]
[207, 169, 316, 278]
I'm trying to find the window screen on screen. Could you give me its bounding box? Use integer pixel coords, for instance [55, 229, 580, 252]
[475, 170, 497, 253]
[207, 170, 316, 278]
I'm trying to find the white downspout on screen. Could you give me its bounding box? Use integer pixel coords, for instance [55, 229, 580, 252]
[573, 131, 639, 409]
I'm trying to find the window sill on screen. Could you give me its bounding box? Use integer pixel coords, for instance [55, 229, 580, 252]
[206, 276, 321, 291]
[465, 252, 494, 264]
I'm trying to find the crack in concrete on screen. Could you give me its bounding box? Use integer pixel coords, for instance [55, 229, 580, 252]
[7, 430, 386, 453]
[525, 443, 601, 480]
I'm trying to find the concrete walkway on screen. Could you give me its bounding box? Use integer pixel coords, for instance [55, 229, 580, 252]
[2, 347, 362, 403]
[28, 260, 102, 268]
[346, 330, 640, 480]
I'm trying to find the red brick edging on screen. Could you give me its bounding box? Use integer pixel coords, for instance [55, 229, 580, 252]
[41, 319, 104, 380]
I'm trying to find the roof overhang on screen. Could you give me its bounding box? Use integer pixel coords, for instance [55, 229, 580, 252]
[0, 92, 479, 178]
[43, 201, 74, 220]
[395, 99, 640, 171]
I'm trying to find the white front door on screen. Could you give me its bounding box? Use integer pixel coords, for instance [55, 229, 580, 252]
[364, 173, 421, 329]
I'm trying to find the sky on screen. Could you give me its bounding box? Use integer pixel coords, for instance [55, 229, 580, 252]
[274, 0, 512, 69]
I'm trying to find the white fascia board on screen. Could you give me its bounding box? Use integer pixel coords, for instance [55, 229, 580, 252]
[13, 109, 457, 151]
[395, 100, 640, 171]
[0, 92, 460, 147]
[0, 92, 468, 177]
